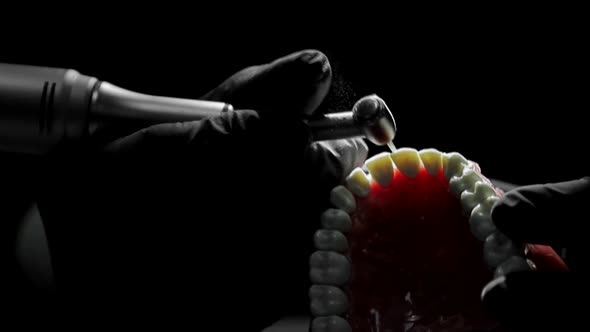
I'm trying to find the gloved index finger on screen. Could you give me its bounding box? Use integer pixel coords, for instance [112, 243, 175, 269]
[490, 177, 590, 247]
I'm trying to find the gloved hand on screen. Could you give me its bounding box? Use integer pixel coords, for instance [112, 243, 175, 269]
[481, 177, 589, 331]
[37, 49, 368, 330]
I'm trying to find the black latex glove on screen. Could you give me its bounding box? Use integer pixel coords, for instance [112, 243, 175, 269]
[481, 177, 590, 331]
[37, 50, 367, 330]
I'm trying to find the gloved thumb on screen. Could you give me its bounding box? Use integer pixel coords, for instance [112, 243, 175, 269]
[481, 271, 582, 330]
[200, 49, 332, 118]
[490, 177, 590, 247]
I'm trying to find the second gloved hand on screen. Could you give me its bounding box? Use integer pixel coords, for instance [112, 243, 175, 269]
[37, 50, 368, 330]
[481, 177, 590, 331]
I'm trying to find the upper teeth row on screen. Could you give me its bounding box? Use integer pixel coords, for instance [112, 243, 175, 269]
[345, 148, 478, 201]
[309, 148, 533, 332]
[339, 148, 530, 271]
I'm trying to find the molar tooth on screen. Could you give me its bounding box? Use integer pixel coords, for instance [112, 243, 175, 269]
[321, 209, 352, 233]
[418, 148, 443, 177]
[390, 148, 423, 178]
[470, 203, 497, 241]
[314, 229, 348, 252]
[310, 251, 350, 286]
[365, 152, 395, 187]
[461, 180, 497, 215]
[330, 185, 356, 213]
[311, 316, 352, 332]
[444, 152, 469, 180]
[309, 285, 348, 316]
[483, 231, 522, 269]
[345, 167, 371, 198]
[460, 190, 479, 215]
[493, 256, 535, 278]
[474, 181, 497, 202]
[449, 169, 484, 197]
[481, 196, 500, 211]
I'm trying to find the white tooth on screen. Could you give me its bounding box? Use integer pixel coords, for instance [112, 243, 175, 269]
[311, 316, 352, 332]
[449, 176, 466, 198]
[469, 203, 497, 241]
[483, 195, 500, 210]
[461, 181, 497, 215]
[345, 167, 371, 198]
[390, 148, 423, 178]
[309, 285, 348, 316]
[441, 152, 450, 173]
[418, 148, 443, 177]
[314, 229, 348, 252]
[321, 209, 352, 233]
[365, 152, 394, 187]
[460, 190, 478, 215]
[474, 181, 497, 202]
[449, 169, 483, 197]
[483, 231, 522, 269]
[493, 256, 535, 278]
[330, 186, 356, 213]
[444, 152, 469, 180]
[310, 251, 350, 286]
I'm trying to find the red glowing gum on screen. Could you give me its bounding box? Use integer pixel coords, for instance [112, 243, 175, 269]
[346, 161, 567, 331]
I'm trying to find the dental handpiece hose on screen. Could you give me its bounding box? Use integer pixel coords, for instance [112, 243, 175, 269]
[0, 63, 396, 155]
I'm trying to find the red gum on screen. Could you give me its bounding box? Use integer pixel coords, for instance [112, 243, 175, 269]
[345, 164, 567, 331]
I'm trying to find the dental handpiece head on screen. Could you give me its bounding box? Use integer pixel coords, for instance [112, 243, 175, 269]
[308, 94, 397, 146]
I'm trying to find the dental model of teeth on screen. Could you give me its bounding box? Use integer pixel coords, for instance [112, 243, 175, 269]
[309, 148, 567, 332]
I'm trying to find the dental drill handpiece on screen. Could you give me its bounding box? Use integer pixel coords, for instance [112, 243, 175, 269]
[0, 63, 397, 155]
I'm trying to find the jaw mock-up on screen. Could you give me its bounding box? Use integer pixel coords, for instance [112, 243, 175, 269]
[309, 148, 567, 332]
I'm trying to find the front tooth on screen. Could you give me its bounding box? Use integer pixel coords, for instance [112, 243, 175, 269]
[330, 186, 356, 213]
[419, 148, 443, 176]
[470, 203, 497, 241]
[390, 148, 423, 178]
[365, 152, 394, 187]
[449, 169, 483, 197]
[493, 256, 535, 278]
[314, 229, 348, 252]
[345, 167, 371, 198]
[321, 209, 352, 233]
[310, 251, 351, 286]
[444, 152, 469, 180]
[483, 231, 522, 269]
[309, 285, 348, 316]
[441, 153, 450, 173]
[311, 316, 352, 332]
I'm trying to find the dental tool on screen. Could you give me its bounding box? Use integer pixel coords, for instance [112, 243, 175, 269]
[309, 94, 397, 150]
[0, 63, 397, 155]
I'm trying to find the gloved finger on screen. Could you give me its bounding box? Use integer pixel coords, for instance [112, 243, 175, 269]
[105, 110, 310, 153]
[304, 138, 369, 193]
[490, 177, 590, 247]
[481, 271, 581, 330]
[200, 49, 332, 117]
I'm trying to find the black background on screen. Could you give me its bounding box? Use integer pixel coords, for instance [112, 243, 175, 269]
[0, 11, 587, 327]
